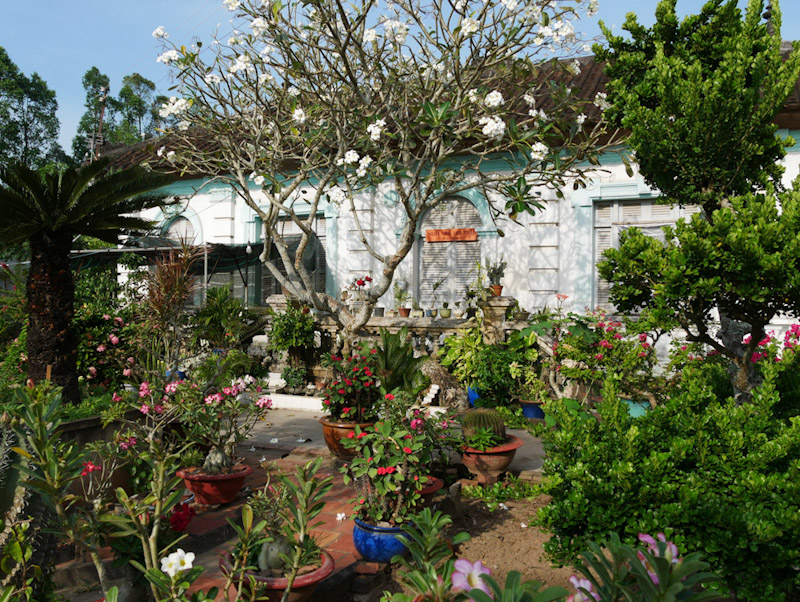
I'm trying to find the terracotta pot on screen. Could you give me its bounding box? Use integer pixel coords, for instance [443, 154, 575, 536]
[318, 417, 375, 460]
[220, 549, 334, 601]
[398, 307, 411, 317]
[489, 284, 503, 297]
[461, 435, 524, 485]
[177, 463, 253, 505]
[419, 476, 444, 507]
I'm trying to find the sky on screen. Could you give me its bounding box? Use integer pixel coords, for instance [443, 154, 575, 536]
[2, 0, 800, 154]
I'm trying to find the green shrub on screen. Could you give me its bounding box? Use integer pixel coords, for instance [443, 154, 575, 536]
[536, 370, 800, 601]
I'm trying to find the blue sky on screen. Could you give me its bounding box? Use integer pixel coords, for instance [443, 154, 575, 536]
[2, 0, 800, 153]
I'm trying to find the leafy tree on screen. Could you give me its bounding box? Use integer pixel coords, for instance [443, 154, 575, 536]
[0, 46, 60, 168]
[152, 0, 619, 350]
[111, 73, 160, 144]
[0, 159, 174, 403]
[594, 0, 800, 401]
[72, 67, 114, 161]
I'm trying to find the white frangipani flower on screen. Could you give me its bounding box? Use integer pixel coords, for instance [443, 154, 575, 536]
[501, 0, 518, 10]
[478, 115, 505, 140]
[461, 18, 479, 36]
[337, 149, 360, 166]
[152, 26, 168, 39]
[166, 150, 176, 159]
[251, 17, 269, 36]
[363, 28, 377, 43]
[467, 88, 479, 103]
[594, 91, 610, 111]
[587, 0, 599, 17]
[157, 146, 165, 157]
[178, 120, 191, 131]
[205, 73, 222, 85]
[576, 113, 587, 125]
[367, 118, 386, 141]
[357, 155, 373, 177]
[250, 172, 266, 186]
[326, 185, 347, 204]
[530, 141, 549, 161]
[293, 108, 307, 124]
[229, 54, 253, 74]
[158, 97, 190, 118]
[384, 20, 409, 44]
[160, 549, 195, 578]
[156, 49, 180, 64]
[484, 90, 504, 108]
[223, 0, 240, 10]
[336, 512, 347, 521]
[288, 86, 301, 97]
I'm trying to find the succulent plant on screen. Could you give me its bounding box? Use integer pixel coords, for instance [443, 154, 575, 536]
[460, 408, 506, 440]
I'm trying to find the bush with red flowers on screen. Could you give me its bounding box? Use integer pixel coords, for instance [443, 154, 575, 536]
[320, 340, 381, 421]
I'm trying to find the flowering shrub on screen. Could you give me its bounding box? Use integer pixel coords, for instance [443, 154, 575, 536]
[341, 408, 427, 525]
[320, 341, 381, 421]
[342, 275, 373, 303]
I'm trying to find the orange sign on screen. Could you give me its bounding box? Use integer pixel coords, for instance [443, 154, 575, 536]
[425, 228, 478, 243]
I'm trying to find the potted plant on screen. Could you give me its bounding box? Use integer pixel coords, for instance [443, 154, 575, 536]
[439, 301, 452, 319]
[318, 340, 382, 460]
[340, 398, 429, 563]
[269, 304, 316, 390]
[459, 408, 523, 485]
[394, 282, 411, 318]
[410, 298, 424, 319]
[170, 375, 273, 504]
[220, 458, 335, 601]
[191, 286, 255, 351]
[485, 257, 507, 297]
[427, 277, 445, 318]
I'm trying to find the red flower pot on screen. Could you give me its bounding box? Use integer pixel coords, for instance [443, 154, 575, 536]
[177, 463, 253, 505]
[461, 435, 524, 485]
[319, 417, 375, 460]
[489, 284, 503, 297]
[398, 307, 411, 317]
[219, 549, 334, 601]
[419, 476, 444, 507]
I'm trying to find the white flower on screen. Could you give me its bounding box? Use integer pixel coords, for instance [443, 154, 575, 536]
[587, 0, 599, 17]
[258, 72, 274, 85]
[530, 141, 549, 161]
[384, 20, 409, 44]
[521, 522, 528, 528]
[467, 88, 479, 103]
[357, 155, 373, 178]
[576, 113, 587, 125]
[478, 115, 505, 140]
[568, 59, 582, 75]
[326, 185, 347, 204]
[367, 118, 386, 141]
[337, 149, 360, 166]
[223, 0, 240, 10]
[455, 0, 468, 10]
[160, 549, 195, 578]
[529, 108, 548, 121]
[205, 73, 222, 85]
[293, 108, 307, 124]
[363, 28, 377, 43]
[523, 93, 536, 106]
[250, 172, 266, 186]
[152, 26, 168, 39]
[270, 437, 279, 443]
[336, 512, 347, 521]
[156, 49, 180, 64]
[156, 146, 165, 157]
[594, 91, 611, 111]
[166, 150, 176, 159]
[229, 54, 253, 74]
[499, 502, 509, 510]
[251, 17, 269, 36]
[260, 455, 267, 463]
[178, 120, 191, 131]
[288, 86, 301, 97]
[158, 96, 190, 118]
[461, 18, 479, 36]
[484, 90, 504, 108]
[249, 445, 256, 452]
[501, 0, 518, 10]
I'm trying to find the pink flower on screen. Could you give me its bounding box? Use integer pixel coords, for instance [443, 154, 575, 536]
[599, 340, 613, 349]
[96, 344, 106, 352]
[638, 333, 648, 342]
[153, 405, 164, 414]
[114, 317, 124, 325]
[112, 392, 123, 403]
[567, 576, 599, 602]
[102, 314, 111, 321]
[140, 404, 150, 415]
[256, 396, 272, 409]
[123, 368, 132, 377]
[451, 559, 491, 596]
[594, 353, 604, 360]
[87, 366, 97, 378]
[127, 357, 135, 364]
[139, 381, 151, 398]
[109, 334, 120, 345]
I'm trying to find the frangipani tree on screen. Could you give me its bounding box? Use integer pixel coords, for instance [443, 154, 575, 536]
[151, 0, 618, 346]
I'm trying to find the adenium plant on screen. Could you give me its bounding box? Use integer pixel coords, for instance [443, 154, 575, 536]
[320, 341, 381, 422]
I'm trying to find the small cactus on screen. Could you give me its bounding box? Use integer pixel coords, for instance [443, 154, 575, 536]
[461, 408, 506, 440]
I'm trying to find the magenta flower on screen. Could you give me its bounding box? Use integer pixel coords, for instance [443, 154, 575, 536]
[139, 381, 151, 398]
[96, 344, 106, 352]
[451, 559, 491, 595]
[109, 334, 120, 345]
[140, 404, 150, 415]
[123, 368, 132, 377]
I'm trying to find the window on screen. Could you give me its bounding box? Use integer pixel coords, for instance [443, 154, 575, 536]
[594, 200, 701, 307]
[418, 199, 482, 307]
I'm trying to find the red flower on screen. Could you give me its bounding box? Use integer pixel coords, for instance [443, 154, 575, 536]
[348, 431, 355, 439]
[370, 348, 377, 354]
[403, 446, 412, 454]
[338, 388, 346, 394]
[384, 393, 395, 400]
[365, 276, 373, 282]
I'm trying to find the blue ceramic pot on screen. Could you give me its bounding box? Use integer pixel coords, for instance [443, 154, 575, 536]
[353, 519, 408, 563]
[520, 401, 545, 419]
[623, 399, 650, 418]
[467, 387, 480, 407]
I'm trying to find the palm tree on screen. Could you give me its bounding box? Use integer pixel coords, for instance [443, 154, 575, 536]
[0, 158, 174, 403]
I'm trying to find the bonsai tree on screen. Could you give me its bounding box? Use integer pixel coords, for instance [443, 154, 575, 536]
[485, 257, 507, 287]
[594, 0, 800, 402]
[0, 159, 174, 402]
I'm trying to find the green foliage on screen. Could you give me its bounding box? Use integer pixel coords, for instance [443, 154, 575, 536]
[374, 327, 430, 399]
[462, 474, 539, 509]
[0, 324, 26, 405]
[280, 365, 306, 389]
[537, 370, 800, 601]
[439, 325, 485, 388]
[485, 257, 507, 286]
[572, 533, 720, 602]
[595, 0, 800, 210]
[191, 286, 254, 350]
[268, 304, 315, 352]
[472, 345, 523, 406]
[193, 348, 261, 385]
[462, 427, 505, 452]
[320, 341, 381, 421]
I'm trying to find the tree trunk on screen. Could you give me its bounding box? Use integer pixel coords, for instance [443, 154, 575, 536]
[718, 313, 762, 405]
[26, 231, 80, 404]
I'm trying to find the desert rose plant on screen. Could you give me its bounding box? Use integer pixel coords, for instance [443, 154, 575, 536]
[320, 340, 381, 422]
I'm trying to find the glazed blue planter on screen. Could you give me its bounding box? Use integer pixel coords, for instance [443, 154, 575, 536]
[520, 401, 545, 419]
[353, 519, 408, 563]
[467, 387, 480, 407]
[623, 399, 650, 418]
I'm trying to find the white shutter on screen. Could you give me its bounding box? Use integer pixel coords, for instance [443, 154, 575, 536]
[594, 227, 612, 306]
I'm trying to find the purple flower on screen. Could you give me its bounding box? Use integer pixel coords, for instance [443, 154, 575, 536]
[567, 576, 599, 602]
[451, 559, 491, 596]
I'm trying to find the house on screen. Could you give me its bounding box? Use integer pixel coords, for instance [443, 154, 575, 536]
[103, 53, 800, 320]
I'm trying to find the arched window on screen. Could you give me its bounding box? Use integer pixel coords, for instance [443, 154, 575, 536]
[417, 199, 482, 307]
[166, 216, 195, 243]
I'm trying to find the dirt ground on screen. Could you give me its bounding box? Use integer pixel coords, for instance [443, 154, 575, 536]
[368, 495, 575, 600]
